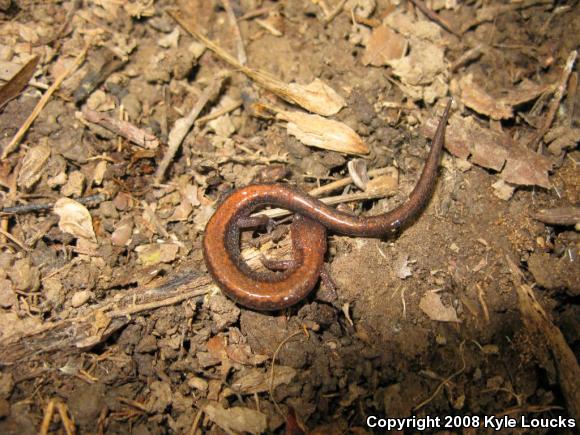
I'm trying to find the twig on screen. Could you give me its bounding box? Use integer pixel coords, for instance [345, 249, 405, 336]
[255, 187, 396, 219]
[81, 109, 160, 149]
[0, 273, 211, 365]
[188, 407, 204, 435]
[269, 330, 305, 417]
[0, 227, 30, 252]
[108, 288, 209, 318]
[222, 0, 247, 65]
[0, 193, 107, 215]
[56, 401, 76, 435]
[529, 50, 577, 151]
[476, 284, 490, 323]
[413, 341, 466, 411]
[239, 7, 271, 20]
[1, 41, 91, 160]
[155, 77, 224, 182]
[323, 0, 348, 24]
[40, 399, 57, 435]
[450, 44, 484, 72]
[407, 0, 460, 37]
[195, 99, 242, 126]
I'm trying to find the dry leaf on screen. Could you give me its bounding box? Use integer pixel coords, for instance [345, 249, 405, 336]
[0, 55, 38, 110]
[285, 79, 346, 116]
[53, 198, 97, 242]
[181, 183, 200, 207]
[362, 25, 407, 66]
[231, 366, 296, 395]
[278, 110, 369, 155]
[123, 0, 155, 18]
[204, 402, 268, 434]
[422, 114, 553, 188]
[500, 153, 551, 188]
[226, 344, 269, 366]
[61, 170, 85, 197]
[544, 126, 580, 155]
[135, 243, 179, 266]
[168, 201, 192, 222]
[17, 142, 50, 190]
[419, 291, 460, 322]
[501, 79, 550, 106]
[458, 74, 513, 120]
[92, 160, 107, 186]
[492, 179, 515, 201]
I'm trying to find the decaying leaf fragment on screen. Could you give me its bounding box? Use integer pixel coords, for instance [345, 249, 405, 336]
[362, 25, 407, 66]
[0, 55, 38, 110]
[135, 243, 179, 266]
[458, 74, 512, 120]
[277, 110, 369, 155]
[232, 366, 296, 394]
[419, 291, 460, 322]
[203, 402, 268, 434]
[17, 142, 51, 190]
[421, 114, 553, 188]
[53, 198, 97, 243]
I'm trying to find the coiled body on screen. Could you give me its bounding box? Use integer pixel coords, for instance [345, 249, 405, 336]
[203, 101, 452, 310]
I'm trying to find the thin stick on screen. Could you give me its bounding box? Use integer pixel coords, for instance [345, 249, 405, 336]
[39, 399, 57, 435]
[323, 0, 348, 23]
[195, 99, 242, 126]
[529, 50, 577, 151]
[0, 227, 30, 252]
[222, 0, 247, 65]
[308, 166, 394, 197]
[155, 77, 224, 182]
[255, 187, 396, 219]
[476, 284, 490, 323]
[269, 330, 304, 417]
[1, 42, 91, 160]
[56, 401, 76, 435]
[188, 407, 204, 435]
[107, 288, 209, 318]
[408, 0, 460, 37]
[413, 341, 466, 411]
[81, 109, 160, 149]
[0, 193, 107, 215]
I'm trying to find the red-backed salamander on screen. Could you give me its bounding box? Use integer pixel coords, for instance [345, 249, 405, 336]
[202, 100, 452, 311]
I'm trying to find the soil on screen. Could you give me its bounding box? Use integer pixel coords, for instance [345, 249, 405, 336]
[0, 0, 578, 434]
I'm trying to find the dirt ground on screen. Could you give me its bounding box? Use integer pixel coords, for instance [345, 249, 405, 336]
[0, 0, 578, 434]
